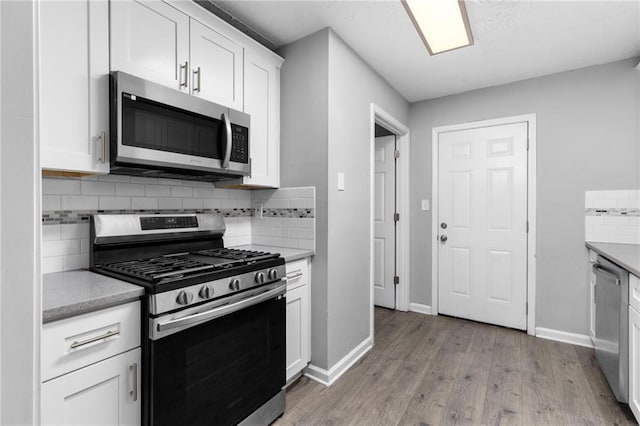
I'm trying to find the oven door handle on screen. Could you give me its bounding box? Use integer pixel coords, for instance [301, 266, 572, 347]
[156, 283, 286, 334]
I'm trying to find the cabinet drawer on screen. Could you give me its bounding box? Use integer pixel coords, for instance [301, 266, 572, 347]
[631, 274, 640, 313]
[286, 259, 309, 290]
[42, 302, 140, 382]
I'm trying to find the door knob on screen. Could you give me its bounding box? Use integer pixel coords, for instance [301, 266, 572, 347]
[441, 222, 447, 229]
[440, 235, 448, 242]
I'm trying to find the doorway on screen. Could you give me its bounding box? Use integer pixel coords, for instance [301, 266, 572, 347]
[431, 114, 537, 334]
[374, 128, 396, 309]
[369, 104, 411, 343]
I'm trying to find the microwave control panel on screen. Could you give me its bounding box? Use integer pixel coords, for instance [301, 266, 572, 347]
[230, 124, 249, 164]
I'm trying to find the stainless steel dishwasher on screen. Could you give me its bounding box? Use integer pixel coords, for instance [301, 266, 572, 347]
[593, 254, 629, 403]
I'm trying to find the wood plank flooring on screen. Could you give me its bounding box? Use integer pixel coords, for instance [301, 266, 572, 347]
[274, 307, 636, 425]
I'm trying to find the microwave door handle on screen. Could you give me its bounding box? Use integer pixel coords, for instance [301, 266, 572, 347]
[221, 112, 232, 169]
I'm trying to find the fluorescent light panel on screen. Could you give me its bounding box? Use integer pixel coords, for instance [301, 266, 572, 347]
[402, 0, 474, 55]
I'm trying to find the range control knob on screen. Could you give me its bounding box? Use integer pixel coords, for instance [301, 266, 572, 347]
[255, 272, 266, 284]
[229, 279, 241, 291]
[199, 285, 214, 300]
[176, 291, 193, 305]
[268, 269, 278, 280]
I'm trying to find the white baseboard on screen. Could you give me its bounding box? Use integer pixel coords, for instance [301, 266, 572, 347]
[409, 303, 433, 315]
[303, 336, 372, 387]
[535, 327, 593, 348]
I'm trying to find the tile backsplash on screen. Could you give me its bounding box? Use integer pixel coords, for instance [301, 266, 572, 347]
[42, 175, 315, 273]
[252, 187, 315, 250]
[585, 190, 640, 244]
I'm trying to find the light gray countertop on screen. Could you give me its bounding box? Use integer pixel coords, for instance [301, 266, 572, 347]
[43, 270, 145, 323]
[232, 244, 314, 263]
[586, 242, 640, 277]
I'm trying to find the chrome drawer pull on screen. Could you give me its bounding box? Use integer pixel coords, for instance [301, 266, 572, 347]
[70, 329, 120, 349]
[286, 271, 304, 280]
[130, 363, 138, 402]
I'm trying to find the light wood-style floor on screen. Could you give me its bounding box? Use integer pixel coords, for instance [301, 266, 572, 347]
[275, 307, 636, 425]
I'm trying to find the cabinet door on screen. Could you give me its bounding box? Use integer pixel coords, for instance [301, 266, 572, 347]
[243, 50, 280, 187]
[286, 284, 309, 382]
[190, 19, 243, 110]
[630, 306, 640, 422]
[111, 0, 189, 90]
[42, 348, 141, 426]
[39, 0, 109, 174]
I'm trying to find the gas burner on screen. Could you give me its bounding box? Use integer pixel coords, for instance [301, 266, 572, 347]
[100, 256, 215, 282]
[193, 248, 280, 263]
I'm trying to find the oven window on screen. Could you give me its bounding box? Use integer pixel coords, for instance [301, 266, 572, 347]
[122, 94, 223, 159]
[148, 296, 285, 426]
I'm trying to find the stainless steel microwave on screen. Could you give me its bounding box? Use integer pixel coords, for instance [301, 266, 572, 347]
[109, 71, 250, 182]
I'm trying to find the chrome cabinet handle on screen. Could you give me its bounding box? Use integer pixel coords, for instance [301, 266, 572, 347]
[179, 61, 188, 88]
[193, 66, 201, 92]
[98, 130, 106, 164]
[221, 112, 232, 169]
[130, 363, 138, 402]
[286, 271, 304, 280]
[70, 329, 120, 349]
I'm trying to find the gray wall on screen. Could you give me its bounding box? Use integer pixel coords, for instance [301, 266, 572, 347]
[325, 31, 409, 365]
[278, 30, 331, 368]
[1, 0, 41, 422]
[278, 29, 410, 370]
[410, 58, 640, 335]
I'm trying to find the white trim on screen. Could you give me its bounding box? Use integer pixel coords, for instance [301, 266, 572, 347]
[535, 327, 594, 348]
[303, 337, 373, 387]
[369, 103, 412, 348]
[409, 303, 433, 315]
[431, 114, 537, 335]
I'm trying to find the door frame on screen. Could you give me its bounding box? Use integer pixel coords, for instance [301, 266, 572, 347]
[369, 104, 411, 334]
[431, 114, 537, 335]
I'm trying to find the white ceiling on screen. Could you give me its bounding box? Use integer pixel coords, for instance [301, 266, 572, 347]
[212, 0, 640, 102]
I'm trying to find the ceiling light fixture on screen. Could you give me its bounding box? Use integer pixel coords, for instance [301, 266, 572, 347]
[402, 0, 474, 55]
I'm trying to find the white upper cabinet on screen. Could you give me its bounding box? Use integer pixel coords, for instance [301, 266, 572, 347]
[242, 50, 281, 188]
[39, 0, 110, 174]
[110, 0, 190, 90]
[190, 19, 244, 110]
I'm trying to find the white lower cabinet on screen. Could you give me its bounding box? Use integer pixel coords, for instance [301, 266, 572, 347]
[629, 274, 640, 422]
[41, 301, 141, 425]
[286, 258, 311, 382]
[41, 348, 141, 426]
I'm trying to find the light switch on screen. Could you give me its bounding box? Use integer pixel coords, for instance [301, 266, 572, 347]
[337, 172, 345, 191]
[421, 199, 430, 211]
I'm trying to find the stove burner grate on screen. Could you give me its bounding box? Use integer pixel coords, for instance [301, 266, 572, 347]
[101, 256, 214, 282]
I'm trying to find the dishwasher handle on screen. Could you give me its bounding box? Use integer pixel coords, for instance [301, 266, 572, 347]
[592, 263, 621, 285]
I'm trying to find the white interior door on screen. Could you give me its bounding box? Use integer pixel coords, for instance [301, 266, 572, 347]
[438, 122, 528, 330]
[374, 136, 396, 309]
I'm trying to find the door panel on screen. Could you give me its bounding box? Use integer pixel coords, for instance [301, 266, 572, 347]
[190, 19, 243, 110]
[374, 136, 396, 309]
[110, 0, 189, 90]
[438, 122, 528, 330]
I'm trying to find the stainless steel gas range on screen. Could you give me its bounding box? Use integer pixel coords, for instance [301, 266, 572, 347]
[90, 213, 286, 426]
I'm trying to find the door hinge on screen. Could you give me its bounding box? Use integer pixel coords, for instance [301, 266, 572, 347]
[394, 276, 399, 285]
[394, 150, 400, 159]
[394, 213, 400, 222]
[526, 302, 528, 315]
[526, 220, 529, 233]
[526, 138, 530, 151]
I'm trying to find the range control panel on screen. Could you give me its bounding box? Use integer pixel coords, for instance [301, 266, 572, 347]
[140, 216, 199, 230]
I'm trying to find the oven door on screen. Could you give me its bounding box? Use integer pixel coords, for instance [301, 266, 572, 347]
[145, 283, 286, 426]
